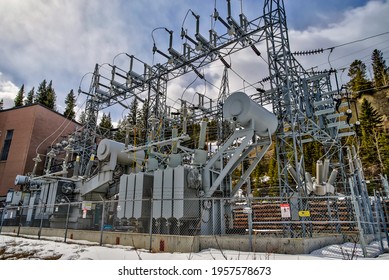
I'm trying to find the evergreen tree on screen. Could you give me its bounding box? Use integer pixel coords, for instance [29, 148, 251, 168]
[63, 89, 76, 120]
[378, 130, 389, 176]
[46, 80, 57, 110]
[268, 155, 278, 186]
[35, 79, 57, 110]
[347, 60, 373, 96]
[358, 98, 384, 189]
[113, 119, 126, 143]
[25, 87, 35, 105]
[128, 98, 138, 126]
[372, 49, 388, 88]
[303, 141, 322, 176]
[359, 98, 383, 135]
[35, 79, 48, 105]
[14, 84, 25, 107]
[78, 111, 87, 125]
[99, 112, 113, 138]
[136, 99, 149, 144]
[99, 112, 113, 130]
[359, 129, 376, 170]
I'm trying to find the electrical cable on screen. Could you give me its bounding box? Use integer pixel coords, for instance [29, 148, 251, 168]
[324, 31, 389, 51]
[308, 32, 389, 70]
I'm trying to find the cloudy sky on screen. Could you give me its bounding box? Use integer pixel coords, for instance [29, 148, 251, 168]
[1, 0, 389, 122]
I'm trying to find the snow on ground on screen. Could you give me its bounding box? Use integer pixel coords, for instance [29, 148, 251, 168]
[0, 234, 388, 260]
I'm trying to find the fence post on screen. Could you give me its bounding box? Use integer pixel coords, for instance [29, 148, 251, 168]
[245, 194, 253, 252]
[17, 206, 21, 237]
[149, 196, 153, 252]
[0, 208, 5, 234]
[38, 203, 45, 240]
[99, 200, 105, 246]
[64, 202, 71, 242]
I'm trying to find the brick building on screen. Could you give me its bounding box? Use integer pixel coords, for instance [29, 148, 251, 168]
[0, 104, 79, 196]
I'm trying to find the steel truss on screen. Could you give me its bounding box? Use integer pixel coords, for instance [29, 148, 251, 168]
[78, 1, 356, 236]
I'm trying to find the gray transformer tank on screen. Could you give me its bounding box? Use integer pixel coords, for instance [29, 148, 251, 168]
[116, 165, 200, 235]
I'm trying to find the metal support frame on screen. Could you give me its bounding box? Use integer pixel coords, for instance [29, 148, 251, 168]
[25, 0, 373, 241]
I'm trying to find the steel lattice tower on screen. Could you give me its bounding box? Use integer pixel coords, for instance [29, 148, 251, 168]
[263, 0, 354, 237]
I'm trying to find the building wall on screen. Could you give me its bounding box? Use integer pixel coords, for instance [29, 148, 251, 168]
[0, 105, 79, 196]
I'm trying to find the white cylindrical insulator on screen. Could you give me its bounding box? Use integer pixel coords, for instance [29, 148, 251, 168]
[97, 139, 144, 164]
[328, 169, 338, 186]
[172, 127, 178, 153]
[287, 164, 299, 183]
[346, 147, 355, 173]
[322, 158, 330, 182]
[73, 155, 80, 178]
[316, 160, 323, 185]
[198, 121, 207, 149]
[223, 91, 278, 136]
[305, 172, 314, 193]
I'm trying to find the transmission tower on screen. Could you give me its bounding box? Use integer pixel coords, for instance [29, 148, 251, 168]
[263, 0, 355, 237]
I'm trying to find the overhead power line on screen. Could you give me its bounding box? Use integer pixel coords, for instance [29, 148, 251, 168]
[325, 31, 389, 51]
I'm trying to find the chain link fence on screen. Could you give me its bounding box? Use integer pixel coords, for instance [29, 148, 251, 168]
[0, 194, 388, 256]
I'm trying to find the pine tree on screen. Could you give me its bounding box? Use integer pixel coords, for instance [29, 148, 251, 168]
[25, 87, 35, 105]
[268, 155, 278, 186]
[128, 98, 138, 126]
[359, 98, 383, 135]
[99, 112, 113, 138]
[35, 79, 57, 110]
[358, 98, 384, 185]
[138, 99, 150, 144]
[63, 89, 76, 120]
[113, 119, 126, 143]
[35, 79, 48, 105]
[46, 80, 57, 110]
[359, 129, 376, 169]
[99, 112, 113, 130]
[78, 111, 87, 125]
[347, 60, 373, 96]
[303, 141, 322, 176]
[372, 49, 388, 88]
[378, 130, 389, 176]
[14, 84, 25, 107]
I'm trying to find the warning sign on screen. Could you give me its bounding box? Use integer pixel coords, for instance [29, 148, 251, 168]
[298, 210, 311, 217]
[280, 203, 291, 218]
[82, 209, 87, 219]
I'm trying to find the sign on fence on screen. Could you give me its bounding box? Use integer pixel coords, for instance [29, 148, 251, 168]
[298, 210, 311, 217]
[280, 203, 291, 218]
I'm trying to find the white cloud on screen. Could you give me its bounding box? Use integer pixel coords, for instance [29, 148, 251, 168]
[0, 0, 388, 117]
[288, 0, 389, 77]
[0, 73, 19, 109]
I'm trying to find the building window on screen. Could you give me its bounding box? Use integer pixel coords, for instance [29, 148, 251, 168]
[1, 130, 14, 161]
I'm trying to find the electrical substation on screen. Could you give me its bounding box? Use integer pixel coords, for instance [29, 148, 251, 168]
[2, 0, 389, 254]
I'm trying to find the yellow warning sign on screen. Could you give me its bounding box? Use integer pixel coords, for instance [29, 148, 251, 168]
[298, 210, 311, 217]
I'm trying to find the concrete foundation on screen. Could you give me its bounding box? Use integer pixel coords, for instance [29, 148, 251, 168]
[0, 226, 350, 254]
